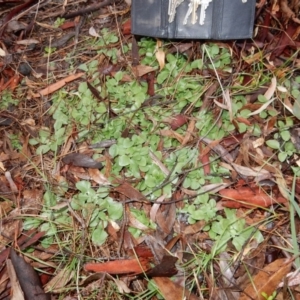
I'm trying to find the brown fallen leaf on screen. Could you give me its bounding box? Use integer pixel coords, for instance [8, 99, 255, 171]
[10, 248, 50, 300]
[0, 200, 13, 218]
[6, 259, 25, 300]
[155, 40, 165, 71]
[153, 277, 199, 300]
[33, 72, 84, 97]
[132, 64, 156, 77]
[62, 153, 102, 169]
[158, 129, 184, 143]
[219, 186, 287, 208]
[121, 18, 131, 35]
[182, 119, 195, 146]
[113, 180, 148, 203]
[146, 255, 178, 277]
[88, 168, 110, 185]
[168, 114, 188, 130]
[239, 258, 292, 300]
[199, 142, 211, 175]
[44, 268, 75, 293]
[84, 258, 150, 275]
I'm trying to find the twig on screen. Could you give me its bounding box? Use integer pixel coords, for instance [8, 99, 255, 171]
[62, 0, 115, 19]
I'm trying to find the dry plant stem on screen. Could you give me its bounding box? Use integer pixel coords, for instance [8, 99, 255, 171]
[66, 201, 86, 262]
[73, 15, 86, 52]
[62, 0, 115, 19]
[270, 235, 297, 269]
[117, 194, 127, 258]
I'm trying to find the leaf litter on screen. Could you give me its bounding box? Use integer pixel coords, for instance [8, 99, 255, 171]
[1, 0, 300, 299]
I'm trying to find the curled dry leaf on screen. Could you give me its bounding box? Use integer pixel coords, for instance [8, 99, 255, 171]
[146, 255, 178, 277]
[88, 26, 100, 37]
[59, 21, 77, 30]
[129, 211, 149, 230]
[182, 119, 195, 146]
[149, 150, 170, 175]
[62, 153, 103, 169]
[4, 171, 18, 193]
[133, 65, 156, 77]
[158, 129, 184, 143]
[219, 186, 287, 208]
[6, 259, 25, 300]
[153, 277, 198, 300]
[264, 76, 277, 100]
[121, 19, 131, 35]
[10, 249, 50, 300]
[168, 114, 188, 130]
[155, 40, 165, 71]
[150, 195, 166, 222]
[88, 168, 110, 185]
[33, 73, 84, 97]
[16, 39, 39, 45]
[84, 258, 150, 275]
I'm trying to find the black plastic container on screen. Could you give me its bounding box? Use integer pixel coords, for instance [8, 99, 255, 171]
[131, 0, 256, 40]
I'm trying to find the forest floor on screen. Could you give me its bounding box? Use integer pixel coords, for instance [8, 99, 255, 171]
[1, 0, 300, 299]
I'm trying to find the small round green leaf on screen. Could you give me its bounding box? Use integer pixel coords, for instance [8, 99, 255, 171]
[118, 155, 131, 166]
[266, 139, 280, 149]
[280, 130, 290, 141]
[278, 152, 288, 162]
[92, 226, 108, 245]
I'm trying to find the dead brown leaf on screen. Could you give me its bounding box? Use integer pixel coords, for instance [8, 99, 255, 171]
[0, 200, 13, 218]
[84, 258, 151, 275]
[158, 129, 184, 143]
[62, 153, 102, 169]
[220, 186, 287, 208]
[133, 65, 156, 77]
[44, 268, 74, 294]
[182, 119, 195, 146]
[6, 259, 25, 300]
[22, 189, 43, 214]
[10, 249, 50, 300]
[153, 277, 198, 300]
[33, 72, 84, 97]
[88, 168, 110, 185]
[155, 40, 165, 71]
[239, 258, 292, 300]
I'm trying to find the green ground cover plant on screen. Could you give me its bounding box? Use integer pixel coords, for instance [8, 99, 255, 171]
[1, 5, 300, 298]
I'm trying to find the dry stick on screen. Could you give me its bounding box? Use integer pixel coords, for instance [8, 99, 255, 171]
[117, 195, 127, 258]
[62, 0, 115, 19]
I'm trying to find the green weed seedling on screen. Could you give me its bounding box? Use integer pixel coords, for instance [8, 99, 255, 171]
[180, 199, 264, 255]
[0, 90, 19, 109]
[9, 133, 22, 150]
[204, 43, 232, 73]
[261, 291, 277, 300]
[24, 181, 123, 246]
[85, 28, 119, 63]
[54, 17, 65, 28]
[44, 46, 57, 56]
[283, 75, 300, 120]
[266, 117, 296, 163]
[70, 180, 123, 245]
[209, 208, 264, 254]
[128, 207, 156, 238]
[139, 38, 158, 66]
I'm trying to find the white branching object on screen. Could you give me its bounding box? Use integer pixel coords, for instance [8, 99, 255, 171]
[168, 0, 247, 26]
